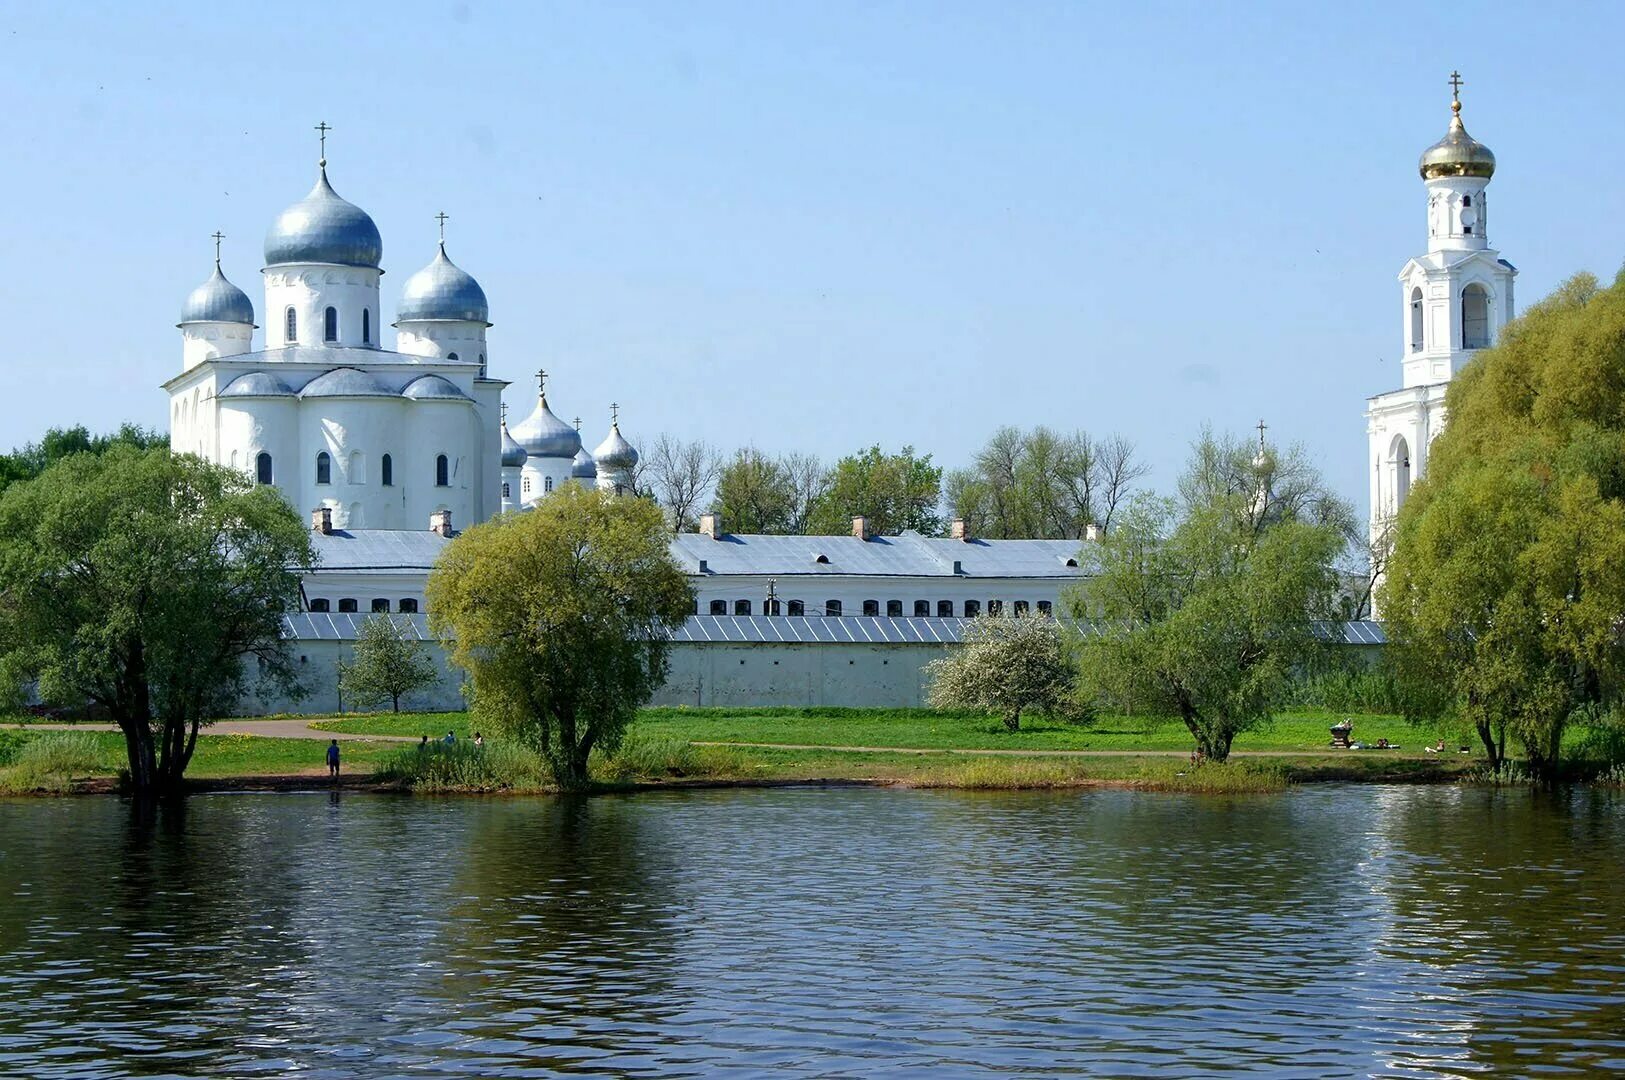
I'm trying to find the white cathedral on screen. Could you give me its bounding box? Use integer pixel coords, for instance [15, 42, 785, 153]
[1366, 76, 1514, 551]
[165, 144, 638, 537]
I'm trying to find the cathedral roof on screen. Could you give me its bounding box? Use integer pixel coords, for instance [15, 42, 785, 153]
[400, 374, 472, 401]
[299, 367, 394, 399]
[511, 392, 581, 459]
[178, 265, 255, 327]
[571, 443, 597, 480]
[396, 244, 490, 325]
[500, 422, 528, 468]
[1420, 97, 1495, 181]
[265, 166, 383, 269]
[219, 371, 296, 398]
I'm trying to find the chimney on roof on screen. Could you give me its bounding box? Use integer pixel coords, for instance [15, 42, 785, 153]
[950, 518, 970, 542]
[430, 510, 454, 537]
[1084, 523, 1103, 542]
[852, 515, 871, 541]
[699, 512, 722, 539]
[311, 507, 332, 535]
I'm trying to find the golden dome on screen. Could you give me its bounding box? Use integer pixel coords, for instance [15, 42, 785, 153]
[1420, 98, 1495, 181]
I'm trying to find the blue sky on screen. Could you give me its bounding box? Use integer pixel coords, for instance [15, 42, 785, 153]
[1, 2, 1622, 522]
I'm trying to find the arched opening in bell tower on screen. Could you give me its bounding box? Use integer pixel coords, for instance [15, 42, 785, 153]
[1389, 435, 1412, 511]
[1410, 287, 1424, 352]
[1461, 284, 1490, 349]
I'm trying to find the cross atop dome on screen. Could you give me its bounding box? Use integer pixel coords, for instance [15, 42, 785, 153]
[211, 231, 224, 267]
[315, 121, 331, 166]
[436, 211, 448, 245]
[1449, 70, 1463, 113]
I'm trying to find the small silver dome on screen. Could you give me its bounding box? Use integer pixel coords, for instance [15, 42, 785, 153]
[396, 244, 490, 325]
[219, 371, 295, 398]
[401, 374, 471, 401]
[593, 422, 638, 471]
[571, 444, 597, 480]
[264, 167, 382, 269]
[500, 423, 528, 468]
[299, 367, 394, 398]
[179, 265, 255, 327]
[511, 393, 582, 459]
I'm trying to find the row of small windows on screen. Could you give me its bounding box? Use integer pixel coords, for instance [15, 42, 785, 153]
[1408, 283, 1492, 353]
[310, 452, 447, 487]
[705, 599, 1053, 618]
[309, 598, 420, 614]
[287, 306, 372, 345]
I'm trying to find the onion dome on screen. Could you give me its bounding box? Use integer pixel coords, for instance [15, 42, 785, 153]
[593, 419, 638, 472]
[395, 243, 490, 325]
[511, 390, 581, 459]
[1420, 94, 1495, 181]
[500, 421, 528, 468]
[401, 374, 472, 401]
[264, 166, 382, 268]
[178, 264, 255, 327]
[570, 424, 597, 480]
[299, 367, 393, 398]
[219, 371, 295, 398]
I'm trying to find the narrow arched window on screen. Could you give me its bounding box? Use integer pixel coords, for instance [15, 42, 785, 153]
[435, 454, 449, 487]
[447, 351, 459, 362]
[316, 451, 332, 485]
[734, 599, 751, 615]
[914, 600, 930, 617]
[1409, 287, 1424, 353]
[522, 477, 532, 495]
[362, 309, 371, 344]
[338, 598, 358, 614]
[381, 453, 393, 487]
[863, 600, 880, 617]
[502, 481, 511, 499]
[709, 599, 727, 615]
[285, 307, 297, 343]
[825, 600, 842, 617]
[324, 306, 338, 342]
[1462, 284, 1490, 349]
[255, 452, 273, 485]
[399, 598, 419, 614]
[937, 600, 953, 617]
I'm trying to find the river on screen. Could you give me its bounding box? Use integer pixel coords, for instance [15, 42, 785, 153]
[1, 785, 1622, 1077]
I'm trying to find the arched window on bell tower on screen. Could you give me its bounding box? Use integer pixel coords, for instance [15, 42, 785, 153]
[1409, 287, 1424, 353]
[1390, 435, 1412, 512]
[1462, 284, 1490, 349]
[284, 307, 297, 344]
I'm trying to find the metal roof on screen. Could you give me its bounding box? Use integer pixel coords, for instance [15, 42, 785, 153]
[283, 612, 436, 641]
[304, 530, 451, 571]
[670, 530, 1095, 579]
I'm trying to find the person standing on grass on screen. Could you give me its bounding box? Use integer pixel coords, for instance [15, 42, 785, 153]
[443, 730, 456, 746]
[473, 732, 484, 749]
[326, 739, 340, 778]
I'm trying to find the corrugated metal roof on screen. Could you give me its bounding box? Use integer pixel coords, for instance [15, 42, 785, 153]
[670, 530, 1096, 579]
[282, 612, 437, 641]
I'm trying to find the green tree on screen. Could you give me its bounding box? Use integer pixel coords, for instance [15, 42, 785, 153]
[1381, 271, 1625, 779]
[426, 485, 694, 788]
[0, 423, 166, 497]
[926, 611, 1075, 731]
[338, 614, 441, 712]
[810, 445, 943, 536]
[0, 446, 312, 792]
[946, 427, 1146, 538]
[1072, 433, 1347, 761]
[714, 447, 797, 533]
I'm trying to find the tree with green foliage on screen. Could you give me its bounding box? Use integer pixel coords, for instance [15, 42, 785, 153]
[1381, 272, 1625, 779]
[0, 446, 312, 792]
[1072, 432, 1348, 761]
[426, 484, 694, 788]
[714, 447, 797, 534]
[946, 426, 1146, 538]
[338, 614, 441, 712]
[809, 445, 943, 536]
[926, 611, 1075, 731]
[0, 423, 166, 497]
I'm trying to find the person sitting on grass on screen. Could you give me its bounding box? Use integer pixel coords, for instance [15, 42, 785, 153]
[418, 735, 429, 752]
[443, 730, 456, 746]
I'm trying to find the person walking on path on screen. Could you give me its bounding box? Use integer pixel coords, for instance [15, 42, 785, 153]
[326, 739, 340, 778]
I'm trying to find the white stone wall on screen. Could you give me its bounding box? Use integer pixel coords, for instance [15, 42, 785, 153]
[182, 322, 254, 369]
[689, 573, 1076, 619]
[264, 265, 382, 349]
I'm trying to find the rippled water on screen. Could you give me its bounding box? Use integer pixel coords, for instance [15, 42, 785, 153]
[1, 786, 1622, 1077]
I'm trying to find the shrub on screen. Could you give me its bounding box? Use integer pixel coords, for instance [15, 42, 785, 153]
[371, 741, 548, 793]
[0, 732, 115, 793]
[592, 734, 737, 784]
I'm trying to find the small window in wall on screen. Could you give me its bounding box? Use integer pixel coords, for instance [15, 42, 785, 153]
[709, 599, 727, 616]
[914, 600, 930, 617]
[886, 600, 903, 617]
[362, 309, 371, 344]
[479, 353, 486, 375]
[1036, 600, 1052, 616]
[502, 481, 511, 499]
[825, 600, 842, 617]
[399, 598, 419, 614]
[734, 599, 751, 615]
[255, 452, 273, 485]
[435, 454, 450, 487]
[448, 352, 459, 361]
[523, 477, 532, 495]
[381, 454, 393, 487]
[371, 598, 390, 613]
[285, 307, 297, 342]
[863, 600, 880, 617]
[544, 476, 553, 494]
[788, 600, 805, 616]
[765, 599, 781, 616]
[938, 600, 953, 617]
[309, 598, 330, 613]
[965, 600, 981, 617]
[324, 306, 338, 342]
[1014, 600, 1029, 615]
[316, 451, 332, 485]
[338, 598, 358, 613]
[988, 600, 1004, 615]
[1410, 287, 1424, 353]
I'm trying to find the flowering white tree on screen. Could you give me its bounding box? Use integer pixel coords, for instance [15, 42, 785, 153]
[927, 612, 1074, 731]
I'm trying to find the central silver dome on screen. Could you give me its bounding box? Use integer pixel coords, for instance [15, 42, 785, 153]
[511, 394, 582, 459]
[396, 244, 490, 325]
[178, 265, 255, 327]
[265, 167, 383, 269]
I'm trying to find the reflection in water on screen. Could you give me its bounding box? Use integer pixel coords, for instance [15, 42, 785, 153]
[0, 786, 1622, 1077]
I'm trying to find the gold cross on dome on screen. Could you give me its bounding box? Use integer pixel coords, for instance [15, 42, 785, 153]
[435, 211, 448, 244]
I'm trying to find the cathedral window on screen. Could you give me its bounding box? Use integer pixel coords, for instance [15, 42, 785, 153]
[1409, 287, 1424, 353]
[435, 455, 450, 487]
[324, 307, 338, 342]
[788, 600, 805, 616]
[316, 451, 332, 485]
[522, 477, 532, 495]
[362, 309, 371, 344]
[544, 476, 553, 494]
[886, 600, 903, 617]
[338, 598, 358, 613]
[502, 481, 510, 499]
[863, 600, 880, 617]
[914, 600, 930, 617]
[937, 600, 953, 617]
[285, 307, 297, 343]
[825, 600, 842, 617]
[1462, 284, 1490, 349]
[371, 598, 390, 613]
[709, 599, 727, 615]
[381, 454, 393, 487]
[255, 452, 273, 485]
[734, 599, 751, 615]
[309, 598, 330, 613]
[399, 598, 419, 614]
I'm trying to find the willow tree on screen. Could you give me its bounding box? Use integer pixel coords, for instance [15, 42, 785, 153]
[0, 446, 312, 792]
[1381, 272, 1625, 778]
[426, 485, 693, 788]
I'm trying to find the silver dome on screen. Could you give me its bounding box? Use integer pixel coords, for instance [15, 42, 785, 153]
[219, 371, 295, 398]
[500, 423, 528, 468]
[593, 423, 638, 470]
[264, 167, 383, 269]
[571, 444, 597, 480]
[396, 244, 490, 325]
[511, 393, 582, 459]
[299, 367, 394, 398]
[401, 374, 472, 401]
[178, 264, 255, 327]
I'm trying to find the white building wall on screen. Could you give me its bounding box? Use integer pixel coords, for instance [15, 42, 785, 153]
[264, 266, 383, 349]
[182, 322, 254, 369]
[405, 400, 479, 529]
[688, 574, 1077, 618]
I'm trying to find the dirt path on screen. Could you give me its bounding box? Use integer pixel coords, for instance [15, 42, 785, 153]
[691, 740, 1423, 759]
[2, 719, 414, 743]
